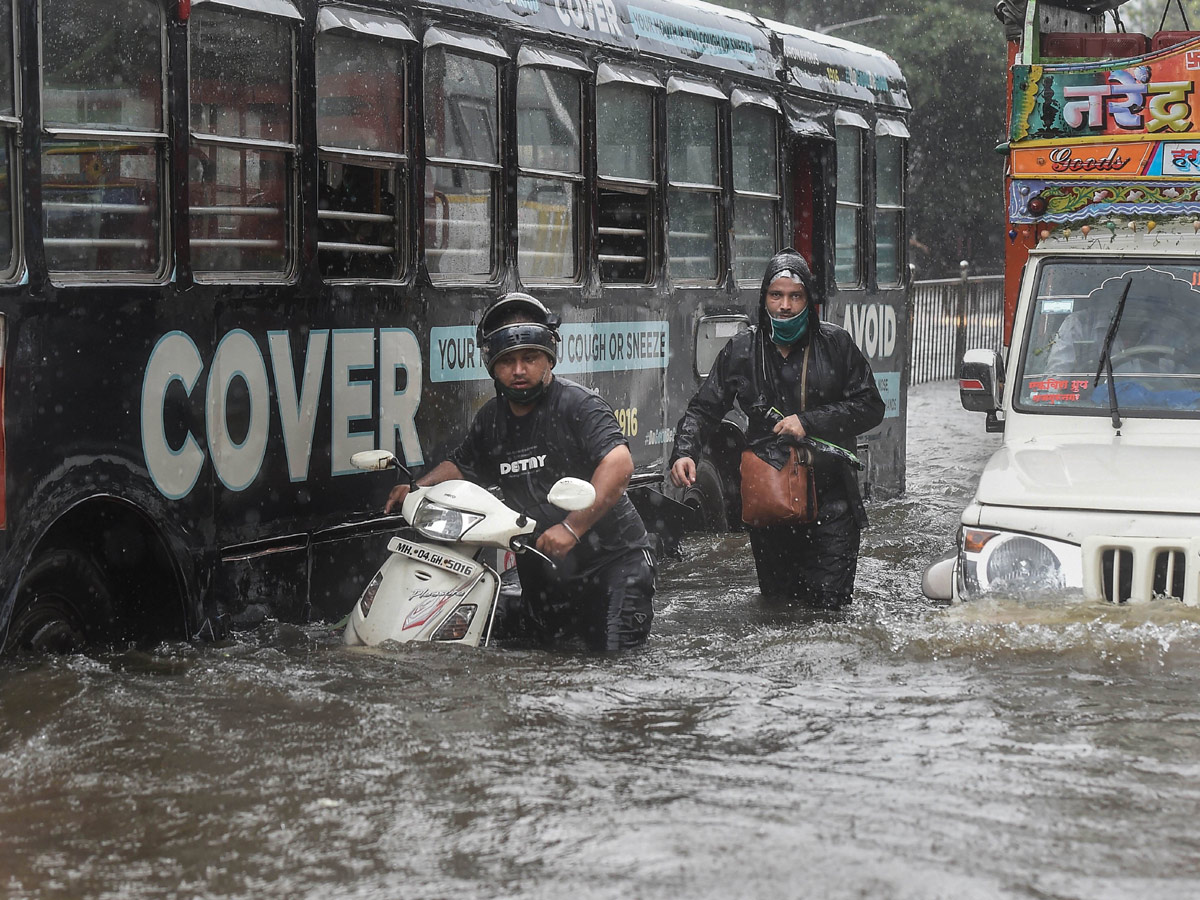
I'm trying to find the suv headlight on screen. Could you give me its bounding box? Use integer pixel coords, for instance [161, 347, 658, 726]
[411, 500, 485, 541]
[960, 528, 1082, 597]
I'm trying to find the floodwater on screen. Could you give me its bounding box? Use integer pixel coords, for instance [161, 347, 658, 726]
[5, 380, 1200, 900]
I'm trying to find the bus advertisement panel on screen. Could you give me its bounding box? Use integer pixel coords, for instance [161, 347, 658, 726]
[0, 0, 909, 651]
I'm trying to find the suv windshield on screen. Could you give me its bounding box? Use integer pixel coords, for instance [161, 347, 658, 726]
[1016, 259, 1200, 415]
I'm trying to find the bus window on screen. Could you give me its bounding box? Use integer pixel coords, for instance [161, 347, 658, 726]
[596, 65, 658, 285]
[516, 55, 583, 283]
[731, 93, 780, 283]
[0, 0, 10, 118]
[875, 121, 908, 287]
[316, 11, 409, 281]
[424, 41, 502, 282]
[834, 113, 866, 287]
[668, 78, 724, 282]
[39, 0, 165, 278]
[0, 139, 11, 278]
[0, 0, 15, 278]
[188, 2, 297, 280]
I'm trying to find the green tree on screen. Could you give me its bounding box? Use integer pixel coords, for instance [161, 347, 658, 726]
[1120, 0, 1200, 31]
[718, 0, 1010, 277]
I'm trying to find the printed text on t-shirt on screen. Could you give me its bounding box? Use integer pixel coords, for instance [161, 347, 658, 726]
[500, 454, 548, 475]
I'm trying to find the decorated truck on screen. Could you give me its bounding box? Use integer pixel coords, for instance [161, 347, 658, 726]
[924, 0, 1200, 604]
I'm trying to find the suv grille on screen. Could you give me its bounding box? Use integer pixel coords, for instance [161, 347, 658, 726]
[1083, 537, 1199, 605]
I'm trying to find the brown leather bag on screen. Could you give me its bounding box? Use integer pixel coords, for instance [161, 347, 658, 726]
[739, 339, 817, 528]
[739, 444, 817, 527]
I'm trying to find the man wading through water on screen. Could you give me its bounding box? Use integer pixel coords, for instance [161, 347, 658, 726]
[385, 292, 655, 651]
[669, 249, 884, 608]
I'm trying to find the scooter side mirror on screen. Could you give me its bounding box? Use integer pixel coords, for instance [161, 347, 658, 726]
[351, 449, 398, 471]
[547, 477, 596, 511]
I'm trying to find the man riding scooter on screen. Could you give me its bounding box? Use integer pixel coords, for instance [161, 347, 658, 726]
[384, 292, 655, 652]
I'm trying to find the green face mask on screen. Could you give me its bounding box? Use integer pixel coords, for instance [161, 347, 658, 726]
[769, 307, 809, 345]
[495, 377, 548, 405]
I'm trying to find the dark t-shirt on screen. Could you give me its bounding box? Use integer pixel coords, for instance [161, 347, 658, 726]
[448, 377, 651, 575]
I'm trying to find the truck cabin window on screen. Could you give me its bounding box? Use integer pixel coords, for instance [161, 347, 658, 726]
[1018, 261, 1200, 414]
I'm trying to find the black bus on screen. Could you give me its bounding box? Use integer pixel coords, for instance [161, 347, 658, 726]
[0, 0, 910, 651]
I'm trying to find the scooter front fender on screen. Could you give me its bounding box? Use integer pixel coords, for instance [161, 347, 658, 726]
[343, 541, 501, 647]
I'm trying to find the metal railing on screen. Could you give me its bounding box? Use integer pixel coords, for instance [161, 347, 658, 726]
[907, 268, 1005, 386]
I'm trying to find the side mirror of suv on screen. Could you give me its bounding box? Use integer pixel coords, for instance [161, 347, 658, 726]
[960, 348, 1005, 413]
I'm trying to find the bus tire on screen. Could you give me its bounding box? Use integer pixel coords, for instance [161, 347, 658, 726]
[686, 459, 729, 533]
[4, 549, 116, 654]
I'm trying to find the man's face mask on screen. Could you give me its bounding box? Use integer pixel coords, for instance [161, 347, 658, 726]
[496, 378, 549, 405]
[769, 306, 809, 345]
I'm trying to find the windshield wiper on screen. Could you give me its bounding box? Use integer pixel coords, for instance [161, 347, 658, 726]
[1093, 278, 1132, 430]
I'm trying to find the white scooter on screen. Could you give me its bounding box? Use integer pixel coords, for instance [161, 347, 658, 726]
[343, 449, 596, 648]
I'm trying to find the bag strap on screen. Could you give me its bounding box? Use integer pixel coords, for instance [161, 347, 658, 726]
[754, 324, 768, 403]
[799, 340, 811, 412]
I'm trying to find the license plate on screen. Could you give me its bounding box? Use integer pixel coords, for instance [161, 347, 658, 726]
[387, 537, 477, 578]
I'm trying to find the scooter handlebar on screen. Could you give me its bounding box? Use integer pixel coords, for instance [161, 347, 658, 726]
[510, 536, 557, 572]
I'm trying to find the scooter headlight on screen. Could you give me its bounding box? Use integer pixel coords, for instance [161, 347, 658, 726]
[359, 570, 384, 617]
[960, 528, 1080, 597]
[431, 604, 478, 641]
[411, 500, 485, 541]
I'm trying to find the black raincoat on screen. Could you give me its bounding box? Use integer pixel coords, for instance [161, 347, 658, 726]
[670, 249, 884, 606]
[670, 249, 885, 527]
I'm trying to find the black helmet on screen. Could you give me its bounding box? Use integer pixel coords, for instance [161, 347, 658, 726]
[476, 292, 561, 374]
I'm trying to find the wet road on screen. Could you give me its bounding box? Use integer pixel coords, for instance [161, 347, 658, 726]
[4, 381, 1200, 899]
